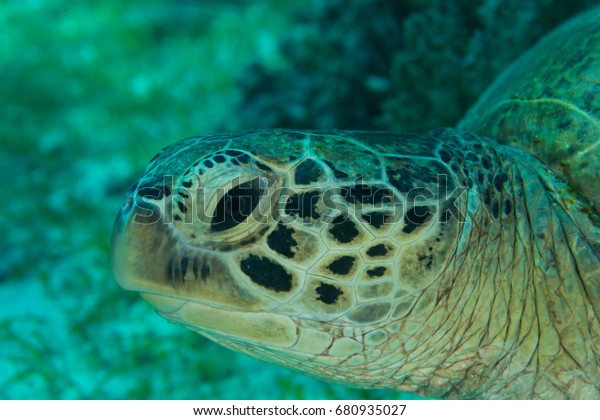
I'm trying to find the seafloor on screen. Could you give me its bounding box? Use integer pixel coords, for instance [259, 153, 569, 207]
[0, 0, 596, 399]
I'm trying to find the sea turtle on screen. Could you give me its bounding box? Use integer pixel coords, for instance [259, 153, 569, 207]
[111, 6, 600, 399]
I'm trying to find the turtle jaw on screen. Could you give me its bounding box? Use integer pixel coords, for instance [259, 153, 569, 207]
[143, 293, 299, 348]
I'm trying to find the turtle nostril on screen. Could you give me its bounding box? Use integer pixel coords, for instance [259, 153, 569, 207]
[122, 196, 134, 215]
[212, 178, 264, 232]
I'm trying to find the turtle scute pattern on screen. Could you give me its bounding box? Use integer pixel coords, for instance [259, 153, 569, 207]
[112, 126, 600, 399]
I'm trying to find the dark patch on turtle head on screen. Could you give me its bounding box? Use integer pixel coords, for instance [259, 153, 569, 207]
[326, 256, 356, 275]
[361, 211, 389, 229]
[294, 158, 324, 185]
[285, 190, 322, 220]
[316, 282, 343, 304]
[255, 160, 273, 173]
[213, 154, 226, 164]
[366, 243, 389, 257]
[240, 254, 293, 292]
[267, 223, 298, 258]
[503, 199, 512, 216]
[329, 215, 359, 243]
[402, 206, 433, 234]
[493, 173, 507, 192]
[224, 149, 245, 158]
[366, 266, 386, 278]
[491, 201, 500, 219]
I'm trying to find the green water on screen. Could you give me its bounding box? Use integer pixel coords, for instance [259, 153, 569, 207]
[0, 0, 595, 399]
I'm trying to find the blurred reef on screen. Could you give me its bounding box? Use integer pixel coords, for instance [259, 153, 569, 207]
[0, 0, 596, 399]
[237, 0, 597, 132]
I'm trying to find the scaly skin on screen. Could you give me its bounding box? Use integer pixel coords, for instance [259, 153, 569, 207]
[112, 129, 599, 399]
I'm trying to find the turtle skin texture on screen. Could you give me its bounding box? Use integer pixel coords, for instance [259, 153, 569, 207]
[111, 7, 600, 399]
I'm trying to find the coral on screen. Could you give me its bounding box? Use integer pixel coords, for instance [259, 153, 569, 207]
[236, 0, 597, 132]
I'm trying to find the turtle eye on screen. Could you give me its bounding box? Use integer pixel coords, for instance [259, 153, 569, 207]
[212, 178, 264, 232]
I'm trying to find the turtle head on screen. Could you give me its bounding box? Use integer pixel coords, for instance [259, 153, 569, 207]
[112, 130, 466, 390]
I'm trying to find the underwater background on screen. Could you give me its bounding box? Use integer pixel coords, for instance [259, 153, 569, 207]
[1, 0, 597, 399]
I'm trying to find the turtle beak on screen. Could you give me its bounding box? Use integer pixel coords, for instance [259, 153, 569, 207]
[110, 188, 173, 294]
[111, 190, 144, 292]
[111, 187, 135, 288]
